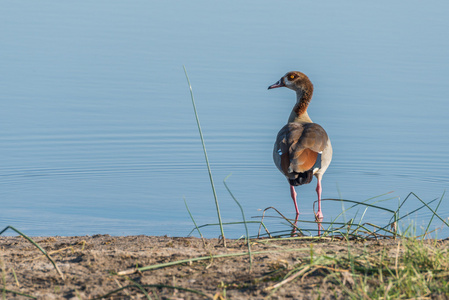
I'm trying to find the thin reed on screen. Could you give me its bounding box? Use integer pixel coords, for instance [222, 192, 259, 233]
[183, 65, 226, 246]
[183, 197, 206, 246]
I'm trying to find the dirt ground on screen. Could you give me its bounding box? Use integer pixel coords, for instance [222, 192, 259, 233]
[0, 235, 409, 299]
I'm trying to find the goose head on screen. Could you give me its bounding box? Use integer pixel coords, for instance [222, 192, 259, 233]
[268, 71, 313, 94]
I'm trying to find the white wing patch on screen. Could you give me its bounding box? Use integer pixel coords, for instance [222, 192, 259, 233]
[312, 152, 322, 174]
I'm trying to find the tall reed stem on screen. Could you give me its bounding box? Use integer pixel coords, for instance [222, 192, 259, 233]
[183, 66, 226, 246]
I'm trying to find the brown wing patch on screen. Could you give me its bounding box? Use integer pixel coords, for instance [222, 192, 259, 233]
[291, 148, 318, 172]
[280, 152, 290, 175]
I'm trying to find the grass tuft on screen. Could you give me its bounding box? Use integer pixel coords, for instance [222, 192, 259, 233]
[251, 192, 447, 240]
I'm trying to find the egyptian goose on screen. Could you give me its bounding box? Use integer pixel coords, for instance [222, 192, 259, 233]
[268, 71, 332, 235]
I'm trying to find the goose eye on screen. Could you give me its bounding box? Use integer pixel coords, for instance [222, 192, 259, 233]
[289, 74, 296, 80]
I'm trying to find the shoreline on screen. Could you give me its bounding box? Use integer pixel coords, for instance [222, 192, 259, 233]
[1, 235, 448, 299]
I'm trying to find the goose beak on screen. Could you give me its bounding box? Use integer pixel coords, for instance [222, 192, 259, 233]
[268, 78, 284, 90]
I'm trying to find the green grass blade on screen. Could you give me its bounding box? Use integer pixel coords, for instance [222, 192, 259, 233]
[411, 192, 449, 227]
[223, 174, 252, 271]
[382, 196, 439, 234]
[126, 278, 151, 300]
[0, 226, 64, 280]
[183, 65, 225, 245]
[322, 198, 396, 214]
[0, 288, 36, 299]
[257, 206, 304, 236]
[117, 248, 309, 275]
[183, 197, 205, 242]
[187, 220, 263, 237]
[424, 191, 445, 237]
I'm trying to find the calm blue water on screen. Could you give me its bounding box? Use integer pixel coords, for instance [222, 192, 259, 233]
[1, 1, 449, 238]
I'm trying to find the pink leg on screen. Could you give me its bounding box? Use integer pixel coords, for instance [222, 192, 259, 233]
[290, 185, 299, 217]
[315, 178, 324, 235]
[290, 185, 299, 236]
